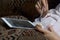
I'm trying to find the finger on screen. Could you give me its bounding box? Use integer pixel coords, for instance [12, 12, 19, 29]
[48, 25, 57, 35]
[37, 2, 41, 9]
[48, 25, 55, 32]
[35, 4, 42, 13]
[35, 4, 39, 9]
[35, 24, 42, 28]
[35, 25, 50, 34]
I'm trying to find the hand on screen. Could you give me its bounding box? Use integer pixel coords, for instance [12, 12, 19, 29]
[35, 25, 60, 40]
[42, 0, 48, 12]
[35, 0, 49, 17]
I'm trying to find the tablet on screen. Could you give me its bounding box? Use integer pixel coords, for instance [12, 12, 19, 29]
[1, 17, 35, 29]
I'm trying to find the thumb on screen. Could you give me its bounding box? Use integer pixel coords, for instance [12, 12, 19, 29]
[48, 25, 55, 33]
[35, 24, 50, 34]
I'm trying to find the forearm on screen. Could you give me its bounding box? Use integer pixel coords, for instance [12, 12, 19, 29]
[42, 0, 49, 9]
[42, 0, 48, 6]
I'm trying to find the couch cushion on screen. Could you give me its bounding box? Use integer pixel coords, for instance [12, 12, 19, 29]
[0, 15, 47, 40]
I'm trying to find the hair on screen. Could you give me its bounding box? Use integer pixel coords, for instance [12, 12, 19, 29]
[0, 0, 42, 21]
[8, 0, 40, 21]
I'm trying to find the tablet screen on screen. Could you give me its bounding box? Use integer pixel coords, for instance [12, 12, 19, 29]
[1, 18, 35, 29]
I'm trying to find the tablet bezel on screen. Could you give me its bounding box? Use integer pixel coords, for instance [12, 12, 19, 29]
[1, 17, 35, 29]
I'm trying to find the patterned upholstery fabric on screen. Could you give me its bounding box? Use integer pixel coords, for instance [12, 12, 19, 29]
[0, 0, 58, 40]
[0, 15, 47, 40]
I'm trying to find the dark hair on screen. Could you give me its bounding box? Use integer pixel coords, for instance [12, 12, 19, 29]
[9, 0, 40, 21]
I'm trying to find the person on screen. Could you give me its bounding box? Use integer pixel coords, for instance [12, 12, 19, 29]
[35, 24, 60, 40]
[33, 0, 60, 40]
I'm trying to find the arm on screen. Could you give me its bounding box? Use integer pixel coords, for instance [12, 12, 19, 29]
[42, 0, 48, 11]
[41, 0, 49, 17]
[35, 25, 60, 40]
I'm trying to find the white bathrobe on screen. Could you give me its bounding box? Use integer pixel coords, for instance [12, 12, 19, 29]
[33, 4, 60, 36]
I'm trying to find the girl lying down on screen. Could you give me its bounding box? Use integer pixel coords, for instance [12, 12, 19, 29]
[33, 0, 60, 36]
